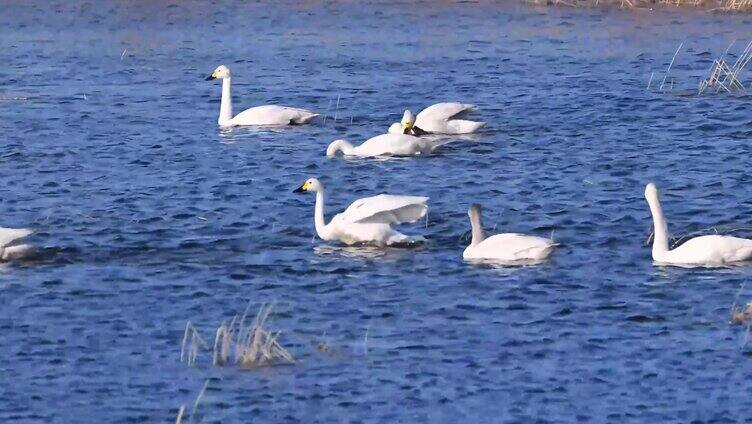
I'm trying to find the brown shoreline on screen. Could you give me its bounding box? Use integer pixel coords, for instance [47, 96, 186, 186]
[525, 0, 752, 12]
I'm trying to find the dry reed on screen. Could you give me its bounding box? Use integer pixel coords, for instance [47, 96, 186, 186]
[699, 40, 752, 94]
[175, 379, 210, 424]
[180, 302, 294, 368]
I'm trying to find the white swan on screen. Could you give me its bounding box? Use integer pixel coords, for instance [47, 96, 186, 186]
[326, 133, 434, 158]
[293, 178, 428, 246]
[0, 227, 32, 261]
[463, 204, 555, 263]
[645, 183, 752, 266]
[388, 103, 485, 135]
[206, 65, 318, 127]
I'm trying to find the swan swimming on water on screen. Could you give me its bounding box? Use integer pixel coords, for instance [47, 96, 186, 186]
[462, 204, 555, 263]
[0, 227, 33, 261]
[205, 65, 318, 127]
[644, 182, 752, 266]
[326, 133, 434, 158]
[388, 103, 485, 135]
[293, 178, 428, 246]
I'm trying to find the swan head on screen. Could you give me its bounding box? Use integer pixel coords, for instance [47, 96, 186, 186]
[205, 65, 231, 81]
[293, 177, 323, 194]
[401, 110, 416, 134]
[644, 182, 658, 201]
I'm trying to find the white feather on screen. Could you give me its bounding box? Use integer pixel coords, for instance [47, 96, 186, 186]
[341, 194, 428, 224]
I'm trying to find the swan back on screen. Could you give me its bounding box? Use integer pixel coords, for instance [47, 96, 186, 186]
[464, 233, 554, 261]
[341, 194, 428, 224]
[346, 133, 433, 157]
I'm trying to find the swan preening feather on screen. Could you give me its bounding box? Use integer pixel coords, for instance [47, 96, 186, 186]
[644, 183, 752, 266]
[326, 133, 434, 158]
[462, 204, 555, 263]
[294, 178, 427, 246]
[388, 103, 485, 135]
[206, 65, 318, 127]
[0, 227, 33, 261]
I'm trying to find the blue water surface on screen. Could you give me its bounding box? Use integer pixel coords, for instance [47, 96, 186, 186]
[2, 1, 752, 422]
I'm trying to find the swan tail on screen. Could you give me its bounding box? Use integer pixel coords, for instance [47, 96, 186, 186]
[386, 232, 425, 246]
[292, 113, 319, 125]
[0, 228, 32, 248]
[448, 120, 485, 134]
[2, 244, 32, 261]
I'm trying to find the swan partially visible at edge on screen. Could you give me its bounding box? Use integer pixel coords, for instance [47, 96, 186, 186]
[0, 227, 33, 261]
[644, 182, 752, 266]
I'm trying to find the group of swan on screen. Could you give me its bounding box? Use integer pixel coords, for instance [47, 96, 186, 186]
[289, 179, 752, 266]
[6, 67, 748, 267]
[293, 178, 553, 262]
[206, 65, 485, 158]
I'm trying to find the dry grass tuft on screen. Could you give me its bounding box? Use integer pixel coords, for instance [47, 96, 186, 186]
[699, 40, 752, 94]
[213, 302, 295, 367]
[179, 302, 294, 368]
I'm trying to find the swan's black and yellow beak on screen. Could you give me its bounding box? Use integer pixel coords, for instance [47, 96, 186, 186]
[293, 181, 311, 193]
[205, 70, 219, 81]
[402, 122, 412, 135]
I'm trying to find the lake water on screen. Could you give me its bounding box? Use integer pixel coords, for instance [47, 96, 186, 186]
[3, 1, 752, 422]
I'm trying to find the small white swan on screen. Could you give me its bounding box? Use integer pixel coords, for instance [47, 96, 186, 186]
[645, 182, 752, 266]
[388, 103, 485, 135]
[206, 65, 318, 127]
[463, 204, 555, 263]
[0, 227, 33, 261]
[326, 133, 434, 158]
[294, 178, 428, 246]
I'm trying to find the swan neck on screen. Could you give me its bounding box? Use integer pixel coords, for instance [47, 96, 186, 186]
[469, 209, 485, 246]
[314, 189, 329, 239]
[326, 140, 354, 156]
[219, 77, 233, 126]
[647, 194, 669, 255]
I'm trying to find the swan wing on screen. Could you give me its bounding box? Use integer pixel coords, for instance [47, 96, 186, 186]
[341, 194, 428, 224]
[416, 102, 476, 123]
[0, 227, 32, 248]
[232, 105, 318, 125]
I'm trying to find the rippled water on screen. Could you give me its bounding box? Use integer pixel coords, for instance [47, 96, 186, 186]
[3, 1, 752, 422]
